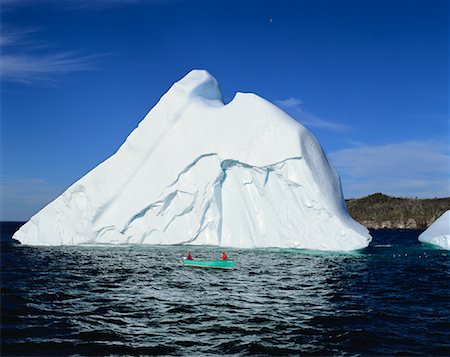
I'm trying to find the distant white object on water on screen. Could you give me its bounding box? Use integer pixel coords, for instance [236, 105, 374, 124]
[418, 210, 450, 250]
[13, 70, 371, 251]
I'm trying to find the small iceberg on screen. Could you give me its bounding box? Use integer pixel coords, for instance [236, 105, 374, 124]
[418, 210, 450, 250]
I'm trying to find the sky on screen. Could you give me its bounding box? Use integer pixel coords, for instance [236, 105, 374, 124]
[1, 0, 448, 221]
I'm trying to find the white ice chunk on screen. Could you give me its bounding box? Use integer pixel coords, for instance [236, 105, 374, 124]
[418, 210, 450, 250]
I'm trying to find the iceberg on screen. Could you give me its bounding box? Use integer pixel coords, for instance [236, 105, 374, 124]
[418, 210, 450, 250]
[13, 70, 371, 251]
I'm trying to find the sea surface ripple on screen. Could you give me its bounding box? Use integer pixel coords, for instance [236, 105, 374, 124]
[1, 226, 449, 355]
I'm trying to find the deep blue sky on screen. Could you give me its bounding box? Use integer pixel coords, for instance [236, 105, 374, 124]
[1, 0, 449, 220]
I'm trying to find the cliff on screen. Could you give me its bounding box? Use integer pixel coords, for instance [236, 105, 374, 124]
[346, 193, 450, 229]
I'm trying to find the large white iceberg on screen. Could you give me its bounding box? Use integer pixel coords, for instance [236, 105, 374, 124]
[418, 210, 450, 250]
[13, 70, 371, 251]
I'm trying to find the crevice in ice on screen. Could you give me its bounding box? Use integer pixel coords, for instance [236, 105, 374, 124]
[120, 189, 196, 234]
[140, 229, 158, 243]
[118, 154, 304, 245]
[178, 201, 217, 245]
[263, 170, 271, 186]
[219, 156, 302, 171]
[165, 152, 219, 188]
[96, 225, 115, 239]
[161, 199, 197, 232]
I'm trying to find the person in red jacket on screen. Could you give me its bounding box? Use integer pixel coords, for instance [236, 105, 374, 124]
[187, 251, 193, 260]
[221, 251, 228, 260]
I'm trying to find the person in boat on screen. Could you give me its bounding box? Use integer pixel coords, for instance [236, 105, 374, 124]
[186, 251, 193, 260]
[221, 251, 228, 260]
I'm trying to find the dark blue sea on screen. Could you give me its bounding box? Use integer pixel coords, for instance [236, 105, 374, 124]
[1, 222, 449, 356]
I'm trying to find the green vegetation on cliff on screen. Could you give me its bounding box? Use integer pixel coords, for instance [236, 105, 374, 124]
[346, 193, 450, 229]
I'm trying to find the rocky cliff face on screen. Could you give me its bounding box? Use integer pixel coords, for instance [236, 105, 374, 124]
[346, 193, 450, 229]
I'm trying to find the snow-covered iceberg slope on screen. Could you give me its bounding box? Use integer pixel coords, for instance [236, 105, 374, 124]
[418, 211, 450, 250]
[14, 70, 371, 251]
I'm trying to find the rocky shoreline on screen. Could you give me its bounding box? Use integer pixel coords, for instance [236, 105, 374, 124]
[346, 193, 450, 229]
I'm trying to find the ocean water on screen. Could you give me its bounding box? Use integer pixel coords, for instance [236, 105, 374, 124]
[1, 223, 449, 356]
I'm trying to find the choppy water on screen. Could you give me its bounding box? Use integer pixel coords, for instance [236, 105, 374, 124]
[1, 223, 449, 355]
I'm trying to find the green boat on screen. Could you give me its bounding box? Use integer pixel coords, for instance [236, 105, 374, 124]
[183, 259, 235, 270]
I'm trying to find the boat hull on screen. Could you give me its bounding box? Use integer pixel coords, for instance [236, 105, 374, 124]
[183, 259, 235, 270]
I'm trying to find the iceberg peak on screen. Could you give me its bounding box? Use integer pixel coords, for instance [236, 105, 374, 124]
[170, 69, 224, 103]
